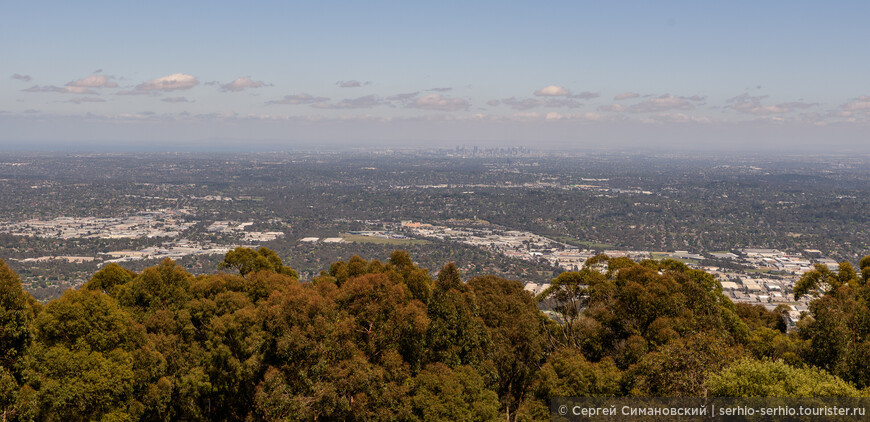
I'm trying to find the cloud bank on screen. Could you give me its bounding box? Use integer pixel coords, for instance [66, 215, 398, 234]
[220, 76, 268, 92]
[119, 73, 199, 95]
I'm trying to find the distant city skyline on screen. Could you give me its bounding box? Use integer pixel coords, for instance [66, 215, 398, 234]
[2, 1, 868, 151]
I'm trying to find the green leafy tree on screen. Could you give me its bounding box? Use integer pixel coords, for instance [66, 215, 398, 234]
[541, 257, 750, 364]
[707, 359, 861, 397]
[796, 258, 870, 388]
[468, 275, 546, 421]
[538, 269, 602, 326]
[389, 250, 414, 270]
[337, 272, 429, 365]
[84, 263, 137, 295]
[794, 262, 860, 300]
[735, 303, 787, 333]
[537, 269, 606, 351]
[0, 259, 37, 375]
[860, 255, 870, 284]
[27, 288, 150, 421]
[219, 247, 298, 279]
[0, 259, 39, 420]
[407, 363, 500, 422]
[517, 348, 621, 422]
[394, 253, 433, 303]
[11, 249, 868, 420]
[536, 348, 621, 397]
[28, 347, 141, 421]
[427, 263, 491, 369]
[628, 333, 742, 396]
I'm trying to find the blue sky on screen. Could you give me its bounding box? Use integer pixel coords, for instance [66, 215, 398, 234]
[2, 1, 868, 150]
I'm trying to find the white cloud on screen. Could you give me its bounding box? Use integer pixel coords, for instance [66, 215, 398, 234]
[162, 96, 192, 103]
[841, 95, 870, 112]
[266, 93, 330, 105]
[68, 74, 117, 88]
[11, 73, 32, 82]
[407, 94, 470, 111]
[534, 85, 570, 96]
[535, 85, 571, 97]
[220, 76, 268, 92]
[20, 73, 116, 94]
[131, 73, 199, 93]
[531, 85, 599, 99]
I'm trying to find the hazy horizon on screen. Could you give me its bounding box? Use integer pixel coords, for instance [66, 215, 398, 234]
[2, 1, 868, 152]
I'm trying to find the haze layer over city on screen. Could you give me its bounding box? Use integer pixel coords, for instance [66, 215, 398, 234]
[3, 2, 870, 421]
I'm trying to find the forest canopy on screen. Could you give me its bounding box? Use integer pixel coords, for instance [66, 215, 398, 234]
[1, 249, 869, 421]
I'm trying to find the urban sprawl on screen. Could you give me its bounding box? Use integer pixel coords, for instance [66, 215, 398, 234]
[0, 210, 840, 329]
